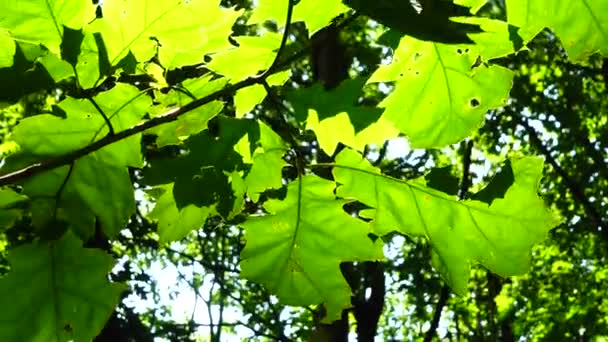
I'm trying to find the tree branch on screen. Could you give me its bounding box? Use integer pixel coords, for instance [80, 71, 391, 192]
[424, 285, 450, 342]
[0, 12, 360, 187]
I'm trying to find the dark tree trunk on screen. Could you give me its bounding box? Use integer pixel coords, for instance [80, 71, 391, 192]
[310, 262, 386, 342]
[487, 272, 514, 342]
[311, 306, 350, 342]
[311, 23, 349, 90]
[353, 262, 386, 342]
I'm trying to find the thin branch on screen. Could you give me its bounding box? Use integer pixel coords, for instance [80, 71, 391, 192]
[0, 76, 257, 186]
[260, 79, 300, 146]
[516, 115, 608, 234]
[87, 97, 115, 135]
[257, 0, 295, 79]
[165, 247, 239, 274]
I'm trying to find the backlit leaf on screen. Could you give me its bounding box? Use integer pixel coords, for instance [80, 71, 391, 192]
[369, 35, 513, 148]
[0, 188, 27, 229]
[245, 122, 289, 202]
[249, 0, 349, 35]
[241, 175, 384, 322]
[148, 184, 214, 243]
[507, 0, 608, 61]
[0, 0, 95, 56]
[93, 0, 242, 68]
[288, 79, 396, 154]
[148, 75, 228, 147]
[0, 231, 124, 342]
[333, 149, 560, 294]
[207, 33, 282, 82]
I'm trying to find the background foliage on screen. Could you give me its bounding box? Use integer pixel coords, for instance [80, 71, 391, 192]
[0, 0, 607, 341]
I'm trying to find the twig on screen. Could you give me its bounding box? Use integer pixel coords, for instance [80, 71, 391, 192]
[87, 97, 115, 135]
[257, 0, 295, 79]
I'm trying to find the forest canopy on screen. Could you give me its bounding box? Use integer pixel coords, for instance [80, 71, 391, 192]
[0, 0, 607, 340]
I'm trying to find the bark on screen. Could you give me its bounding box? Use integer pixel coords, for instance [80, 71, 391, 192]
[311, 24, 349, 90]
[353, 262, 386, 342]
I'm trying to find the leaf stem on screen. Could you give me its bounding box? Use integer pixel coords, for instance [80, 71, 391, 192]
[87, 97, 115, 135]
[257, 0, 295, 79]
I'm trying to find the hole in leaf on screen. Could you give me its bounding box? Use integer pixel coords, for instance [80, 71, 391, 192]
[470, 98, 480, 107]
[457, 48, 463, 54]
[413, 52, 422, 61]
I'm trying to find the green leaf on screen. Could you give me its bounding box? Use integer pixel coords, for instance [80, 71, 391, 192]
[12, 83, 150, 168]
[0, 29, 14, 68]
[234, 70, 291, 118]
[245, 122, 289, 202]
[19, 157, 136, 239]
[455, 0, 487, 13]
[151, 100, 224, 148]
[207, 33, 282, 82]
[75, 32, 103, 89]
[3, 84, 146, 237]
[333, 149, 560, 295]
[0, 231, 125, 342]
[0, 188, 27, 208]
[145, 117, 258, 218]
[507, 0, 608, 61]
[228, 170, 247, 220]
[148, 184, 214, 243]
[368, 36, 513, 148]
[148, 75, 228, 146]
[0, 0, 95, 55]
[38, 53, 75, 83]
[241, 175, 384, 322]
[457, 17, 521, 59]
[288, 79, 397, 154]
[92, 0, 242, 68]
[344, 0, 482, 43]
[249, 0, 350, 35]
[0, 188, 28, 229]
[235, 85, 266, 118]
